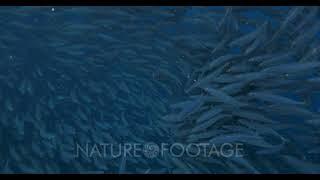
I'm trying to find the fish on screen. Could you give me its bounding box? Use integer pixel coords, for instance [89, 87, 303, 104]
[306, 119, 320, 126]
[170, 98, 205, 122]
[220, 81, 249, 95]
[2, 160, 13, 173]
[266, 6, 305, 47]
[300, 44, 320, 62]
[267, 104, 317, 118]
[187, 130, 225, 143]
[229, 27, 260, 47]
[282, 155, 320, 173]
[232, 109, 277, 123]
[308, 147, 320, 154]
[118, 156, 127, 174]
[230, 21, 269, 53]
[1, 6, 320, 174]
[292, 7, 319, 35]
[229, 156, 259, 174]
[192, 114, 231, 133]
[201, 87, 247, 107]
[262, 62, 320, 74]
[248, 91, 304, 105]
[218, 7, 239, 36]
[5, 99, 14, 111]
[227, 63, 254, 74]
[255, 143, 285, 155]
[291, 21, 320, 50]
[204, 54, 241, 72]
[209, 133, 275, 148]
[196, 107, 224, 124]
[186, 62, 230, 93]
[258, 52, 296, 68]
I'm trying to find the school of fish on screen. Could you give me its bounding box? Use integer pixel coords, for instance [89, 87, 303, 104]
[0, 6, 319, 173]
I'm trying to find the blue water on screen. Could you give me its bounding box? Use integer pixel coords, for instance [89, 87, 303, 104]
[0, 6, 319, 174]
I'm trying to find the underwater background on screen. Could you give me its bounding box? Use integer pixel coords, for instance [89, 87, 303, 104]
[0, 6, 320, 174]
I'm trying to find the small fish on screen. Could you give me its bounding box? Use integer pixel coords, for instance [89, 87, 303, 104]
[259, 52, 296, 68]
[282, 155, 320, 173]
[187, 130, 225, 143]
[47, 81, 55, 92]
[209, 133, 273, 148]
[202, 87, 247, 107]
[227, 63, 254, 74]
[291, 21, 320, 50]
[267, 104, 316, 118]
[192, 114, 231, 133]
[218, 7, 239, 35]
[186, 63, 230, 93]
[255, 143, 285, 155]
[196, 107, 224, 124]
[292, 7, 319, 35]
[172, 98, 205, 122]
[244, 37, 266, 55]
[266, 7, 304, 46]
[262, 62, 320, 74]
[248, 53, 278, 63]
[2, 160, 13, 173]
[248, 92, 304, 105]
[18, 79, 26, 95]
[306, 119, 320, 126]
[5, 99, 14, 111]
[308, 147, 320, 154]
[229, 28, 259, 48]
[206, 54, 241, 71]
[232, 109, 276, 123]
[229, 156, 259, 174]
[118, 156, 127, 174]
[220, 81, 249, 95]
[230, 21, 269, 51]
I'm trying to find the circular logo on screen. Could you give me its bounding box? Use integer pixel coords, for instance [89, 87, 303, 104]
[143, 143, 160, 159]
